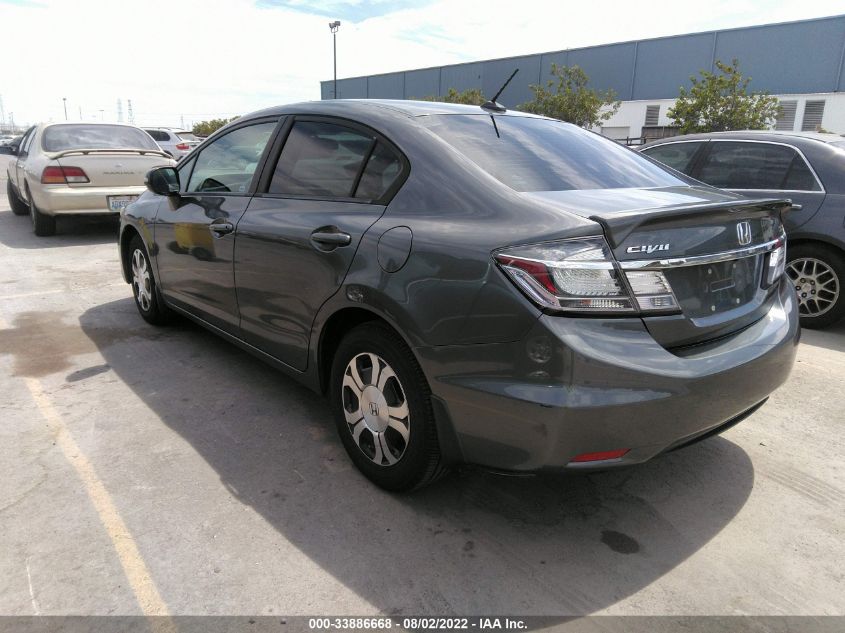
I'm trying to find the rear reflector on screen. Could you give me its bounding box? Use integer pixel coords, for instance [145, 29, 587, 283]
[41, 166, 89, 184]
[570, 449, 630, 463]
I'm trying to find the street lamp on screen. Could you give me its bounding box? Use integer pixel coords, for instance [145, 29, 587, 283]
[62, 97, 67, 120]
[329, 20, 341, 99]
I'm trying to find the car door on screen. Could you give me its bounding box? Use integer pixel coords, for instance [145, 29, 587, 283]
[690, 140, 826, 232]
[234, 116, 407, 370]
[12, 126, 36, 195]
[153, 118, 280, 334]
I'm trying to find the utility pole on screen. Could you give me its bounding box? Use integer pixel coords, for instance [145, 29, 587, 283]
[329, 20, 341, 98]
[127, 100, 134, 124]
[63, 97, 68, 120]
[117, 99, 123, 123]
[99, 109, 104, 121]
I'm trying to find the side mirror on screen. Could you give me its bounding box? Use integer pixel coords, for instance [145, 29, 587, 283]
[146, 166, 180, 196]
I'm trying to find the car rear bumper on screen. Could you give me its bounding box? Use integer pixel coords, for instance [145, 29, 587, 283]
[418, 277, 800, 471]
[31, 185, 146, 215]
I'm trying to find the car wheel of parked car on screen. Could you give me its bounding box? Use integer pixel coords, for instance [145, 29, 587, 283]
[6, 180, 29, 216]
[330, 322, 447, 491]
[129, 235, 172, 325]
[786, 243, 845, 328]
[28, 191, 56, 236]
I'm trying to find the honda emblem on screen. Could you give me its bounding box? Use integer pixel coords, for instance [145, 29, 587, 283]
[736, 221, 752, 246]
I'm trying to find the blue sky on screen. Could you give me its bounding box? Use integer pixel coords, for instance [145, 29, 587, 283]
[1, 0, 843, 127]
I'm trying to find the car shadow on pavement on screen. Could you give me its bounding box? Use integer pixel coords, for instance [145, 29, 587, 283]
[79, 298, 756, 615]
[0, 206, 119, 249]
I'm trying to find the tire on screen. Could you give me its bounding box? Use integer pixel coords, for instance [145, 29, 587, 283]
[7, 180, 29, 216]
[28, 191, 56, 236]
[786, 243, 845, 329]
[127, 235, 172, 325]
[330, 322, 448, 491]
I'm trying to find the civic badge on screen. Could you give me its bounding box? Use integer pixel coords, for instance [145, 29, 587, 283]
[736, 221, 752, 246]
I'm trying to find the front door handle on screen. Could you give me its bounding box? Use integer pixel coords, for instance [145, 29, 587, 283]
[311, 228, 352, 249]
[209, 221, 234, 237]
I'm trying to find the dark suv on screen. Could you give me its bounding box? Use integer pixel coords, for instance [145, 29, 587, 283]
[641, 131, 845, 328]
[120, 100, 799, 490]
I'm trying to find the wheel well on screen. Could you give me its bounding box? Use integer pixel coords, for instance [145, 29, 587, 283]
[318, 307, 388, 394]
[788, 237, 844, 256]
[119, 226, 140, 282]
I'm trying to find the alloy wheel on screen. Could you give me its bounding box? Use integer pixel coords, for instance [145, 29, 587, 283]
[131, 248, 153, 312]
[341, 352, 410, 466]
[786, 257, 840, 318]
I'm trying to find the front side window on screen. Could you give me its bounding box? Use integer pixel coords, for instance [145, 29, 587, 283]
[697, 142, 821, 191]
[186, 121, 276, 194]
[42, 124, 160, 152]
[422, 115, 686, 192]
[269, 121, 380, 198]
[641, 142, 703, 175]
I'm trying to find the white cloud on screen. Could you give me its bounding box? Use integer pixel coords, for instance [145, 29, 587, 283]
[1, 0, 842, 128]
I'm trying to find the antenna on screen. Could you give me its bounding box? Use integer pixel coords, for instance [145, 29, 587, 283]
[481, 68, 519, 113]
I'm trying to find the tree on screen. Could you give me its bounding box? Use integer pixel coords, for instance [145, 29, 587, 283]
[667, 59, 780, 134]
[192, 116, 239, 137]
[518, 64, 620, 127]
[421, 87, 486, 105]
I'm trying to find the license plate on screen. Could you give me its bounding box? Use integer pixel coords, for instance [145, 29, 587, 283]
[108, 195, 139, 212]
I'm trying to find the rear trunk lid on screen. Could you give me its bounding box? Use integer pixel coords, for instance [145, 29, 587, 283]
[50, 149, 173, 188]
[526, 186, 791, 348]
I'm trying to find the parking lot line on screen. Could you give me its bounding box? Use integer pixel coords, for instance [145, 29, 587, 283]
[22, 373, 173, 618]
[0, 313, 172, 620]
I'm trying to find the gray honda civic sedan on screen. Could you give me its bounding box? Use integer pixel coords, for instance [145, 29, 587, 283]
[119, 100, 799, 491]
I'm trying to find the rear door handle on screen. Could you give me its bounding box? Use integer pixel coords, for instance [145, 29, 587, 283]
[311, 228, 352, 248]
[209, 221, 234, 237]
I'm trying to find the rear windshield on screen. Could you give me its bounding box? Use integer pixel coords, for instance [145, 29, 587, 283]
[423, 115, 686, 192]
[42, 124, 160, 152]
[176, 132, 199, 141]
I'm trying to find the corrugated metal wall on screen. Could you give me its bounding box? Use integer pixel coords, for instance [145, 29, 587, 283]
[321, 14, 845, 104]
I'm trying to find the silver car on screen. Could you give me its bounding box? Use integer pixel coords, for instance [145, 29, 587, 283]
[143, 127, 201, 160]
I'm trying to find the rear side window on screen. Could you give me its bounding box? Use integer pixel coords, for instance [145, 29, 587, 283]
[269, 121, 378, 198]
[641, 142, 703, 174]
[42, 124, 159, 151]
[422, 115, 686, 192]
[145, 129, 169, 142]
[187, 122, 276, 194]
[696, 142, 821, 191]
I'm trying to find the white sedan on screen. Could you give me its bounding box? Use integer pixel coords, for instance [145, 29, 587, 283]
[5, 122, 176, 236]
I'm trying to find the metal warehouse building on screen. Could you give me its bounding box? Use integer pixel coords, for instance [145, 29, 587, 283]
[321, 14, 845, 138]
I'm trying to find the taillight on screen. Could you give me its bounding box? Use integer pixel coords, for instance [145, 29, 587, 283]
[175, 143, 190, 151]
[495, 237, 679, 315]
[41, 166, 89, 184]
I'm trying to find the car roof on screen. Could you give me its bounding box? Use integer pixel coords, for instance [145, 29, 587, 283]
[642, 130, 845, 148]
[243, 99, 546, 120]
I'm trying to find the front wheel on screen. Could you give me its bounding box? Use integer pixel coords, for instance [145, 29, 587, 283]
[786, 243, 845, 329]
[128, 235, 172, 325]
[7, 180, 29, 216]
[330, 322, 447, 491]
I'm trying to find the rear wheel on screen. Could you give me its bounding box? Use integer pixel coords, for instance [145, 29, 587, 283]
[330, 322, 447, 491]
[786, 243, 845, 329]
[128, 235, 171, 325]
[28, 191, 56, 236]
[6, 180, 29, 216]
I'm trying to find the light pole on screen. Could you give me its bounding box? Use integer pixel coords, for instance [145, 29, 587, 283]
[62, 97, 68, 120]
[329, 20, 341, 99]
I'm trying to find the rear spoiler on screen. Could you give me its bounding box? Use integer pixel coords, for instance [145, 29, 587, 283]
[590, 198, 793, 247]
[46, 148, 171, 160]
